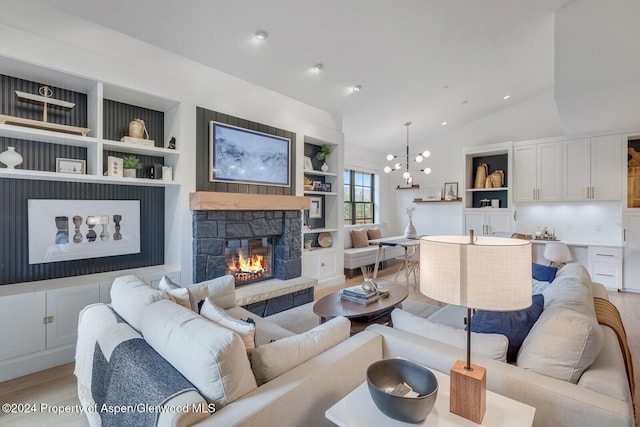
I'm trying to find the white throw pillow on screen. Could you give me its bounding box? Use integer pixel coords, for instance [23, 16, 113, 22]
[158, 276, 192, 310]
[201, 298, 256, 351]
[517, 305, 604, 383]
[141, 299, 257, 408]
[186, 275, 236, 311]
[110, 275, 167, 332]
[391, 308, 509, 362]
[250, 316, 351, 385]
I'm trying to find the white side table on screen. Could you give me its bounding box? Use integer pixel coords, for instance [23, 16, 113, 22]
[326, 369, 535, 426]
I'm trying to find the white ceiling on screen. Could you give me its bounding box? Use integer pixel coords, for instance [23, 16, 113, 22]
[47, 0, 572, 152]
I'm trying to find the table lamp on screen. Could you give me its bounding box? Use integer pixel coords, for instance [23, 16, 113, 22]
[543, 242, 572, 267]
[420, 231, 531, 423]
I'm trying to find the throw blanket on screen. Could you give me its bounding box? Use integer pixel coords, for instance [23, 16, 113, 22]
[593, 297, 635, 399]
[92, 336, 197, 427]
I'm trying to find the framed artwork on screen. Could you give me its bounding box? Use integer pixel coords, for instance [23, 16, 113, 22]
[444, 182, 458, 200]
[27, 199, 141, 264]
[107, 156, 123, 177]
[309, 196, 323, 219]
[303, 156, 314, 171]
[56, 158, 86, 174]
[313, 181, 323, 191]
[322, 183, 332, 192]
[209, 121, 290, 186]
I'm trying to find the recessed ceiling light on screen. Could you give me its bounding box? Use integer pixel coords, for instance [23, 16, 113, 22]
[441, 121, 448, 126]
[351, 85, 362, 93]
[461, 100, 468, 105]
[312, 63, 324, 72]
[254, 30, 268, 40]
[443, 85, 450, 90]
[503, 95, 511, 100]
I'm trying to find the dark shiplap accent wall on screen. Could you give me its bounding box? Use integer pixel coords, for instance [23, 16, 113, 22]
[195, 107, 296, 194]
[103, 99, 164, 147]
[0, 74, 87, 127]
[0, 179, 164, 285]
[1, 137, 87, 172]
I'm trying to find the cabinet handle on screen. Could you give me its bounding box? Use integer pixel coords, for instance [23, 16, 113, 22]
[595, 253, 615, 257]
[42, 315, 54, 324]
[533, 189, 536, 199]
[595, 273, 615, 277]
[624, 229, 627, 241]
[321, 263, 325, 267]
[592, 187, 595, 199]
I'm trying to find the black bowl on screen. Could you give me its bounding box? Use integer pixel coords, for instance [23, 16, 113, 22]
[366, 358, 438, 423]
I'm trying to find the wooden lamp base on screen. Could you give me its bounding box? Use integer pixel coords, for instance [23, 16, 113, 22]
[450, 359, 486, 423]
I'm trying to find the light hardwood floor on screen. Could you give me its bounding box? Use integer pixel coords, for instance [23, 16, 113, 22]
[1, 263, 638, 427]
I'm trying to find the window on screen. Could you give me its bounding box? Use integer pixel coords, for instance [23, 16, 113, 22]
[344, 169, 375, 224]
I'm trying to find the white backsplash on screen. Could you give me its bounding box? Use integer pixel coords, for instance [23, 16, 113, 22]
[515, 203, 623, 245]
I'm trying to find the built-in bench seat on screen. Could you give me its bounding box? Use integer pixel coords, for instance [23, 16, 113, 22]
[343, 223, 404, 278]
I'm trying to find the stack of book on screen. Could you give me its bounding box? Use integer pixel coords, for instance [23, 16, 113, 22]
[340, 284, 390, 305]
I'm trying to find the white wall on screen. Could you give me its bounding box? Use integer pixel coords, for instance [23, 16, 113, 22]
[0, 1, 344, 284]
[346, 89, 565, 237]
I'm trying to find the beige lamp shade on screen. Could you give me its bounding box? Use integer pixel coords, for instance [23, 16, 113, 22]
[420, 235, 532, 311]
[543, 242, 572, 264]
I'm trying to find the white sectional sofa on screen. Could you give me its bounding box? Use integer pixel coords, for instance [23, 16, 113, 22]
[343, 222, 404, 277]
[75, 265, 634, 427]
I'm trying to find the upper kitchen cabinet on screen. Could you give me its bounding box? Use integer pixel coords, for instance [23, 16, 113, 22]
[563, 135, 622, 201]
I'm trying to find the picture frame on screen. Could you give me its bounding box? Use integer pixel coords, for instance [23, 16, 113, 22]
[56, 158, 86, 174]
[309, 196, 323, 219]
[322, 182, 332, 192]
[209, 121, 290, 186]
[444, 182, 458, 200]
[313, 181, 323, 191]
[107, 156, 123, 177]
[303, 156, 314, 171]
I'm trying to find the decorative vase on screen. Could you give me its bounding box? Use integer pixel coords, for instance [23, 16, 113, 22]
[404, 219, 417, 238]
[128, 119, 149, 139]
[0, 146, 23, 169]
[321, 162, 329, 172]
[123, 169, 136, 178]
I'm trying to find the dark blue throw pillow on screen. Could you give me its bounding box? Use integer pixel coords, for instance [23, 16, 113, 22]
[470, 294, 545, 363]
[531, 263, 557, 282]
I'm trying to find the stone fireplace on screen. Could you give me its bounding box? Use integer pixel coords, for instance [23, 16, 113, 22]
[192, 209, 302, 284]
[190, 192, 316, 316]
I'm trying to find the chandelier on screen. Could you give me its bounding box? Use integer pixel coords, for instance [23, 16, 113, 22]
[384, 121, 431, 185]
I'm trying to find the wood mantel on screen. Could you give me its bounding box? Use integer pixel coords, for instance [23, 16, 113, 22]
[190, 192, 310, 211]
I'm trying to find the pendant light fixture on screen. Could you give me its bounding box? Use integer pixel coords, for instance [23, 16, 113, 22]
[384, 122, 432, 185]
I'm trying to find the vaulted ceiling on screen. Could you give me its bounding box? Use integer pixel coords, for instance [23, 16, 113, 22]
[43, 0, 640, 151]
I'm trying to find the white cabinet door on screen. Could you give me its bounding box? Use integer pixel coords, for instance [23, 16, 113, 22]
[46, 283, 100, 349]
[302, 250, 321, 278]
[464, 211, 486, 235]
[514, 145, 537, 202]
[564, 138, 591, 201]
[537, 142, 563, 201]
[623, 214, 640, 292]
[591, 135, 622, 201]
[320, 251, 338, 277]
[0, 292, 46, 361]
[485, 211, 512, 235]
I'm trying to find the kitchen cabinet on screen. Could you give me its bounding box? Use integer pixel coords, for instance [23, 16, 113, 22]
[463, 209, 512, 236]
[564, 135, 622, 201]
[303, 249, 338, 280]
[514, 142, 563, 202]
[623, 213, 640, 293]
[588, 246, 622, 290]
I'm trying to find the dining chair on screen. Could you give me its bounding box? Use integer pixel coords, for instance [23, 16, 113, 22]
[394, 244, 420, 287]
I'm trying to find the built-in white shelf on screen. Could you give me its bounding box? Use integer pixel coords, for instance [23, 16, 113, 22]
[303, 169, 337, 177]
[466, 187, 510, 192]
[304, 191, 337, 196]
[0, 123, 98, 148]
[102, 139, 180, 158]
[0, 168, 179, 187]
[303, 227, 338, 234]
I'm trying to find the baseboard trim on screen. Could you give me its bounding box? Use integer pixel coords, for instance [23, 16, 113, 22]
[0, 345, 74, 382]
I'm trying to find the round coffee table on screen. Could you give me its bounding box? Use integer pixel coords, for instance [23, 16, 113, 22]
[313, 281, 409, 335]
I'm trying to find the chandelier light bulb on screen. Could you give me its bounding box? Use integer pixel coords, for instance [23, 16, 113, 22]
[386, 154, 394, 161]
[415, 155, 423, 163]
[395, 163, 402, 170]
[384, 166, 392, 173]
[423, 168, 432, 174]
[407, 176, 413, 184]
[254, 30, 268, 40]
[402, 171, 411, 179]
[422, 150, 431, 158]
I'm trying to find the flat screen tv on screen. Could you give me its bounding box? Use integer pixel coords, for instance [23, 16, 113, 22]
[209, 121, 291, 187]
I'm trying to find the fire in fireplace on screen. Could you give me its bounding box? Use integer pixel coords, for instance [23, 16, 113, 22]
[225, 237, 273, 285]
